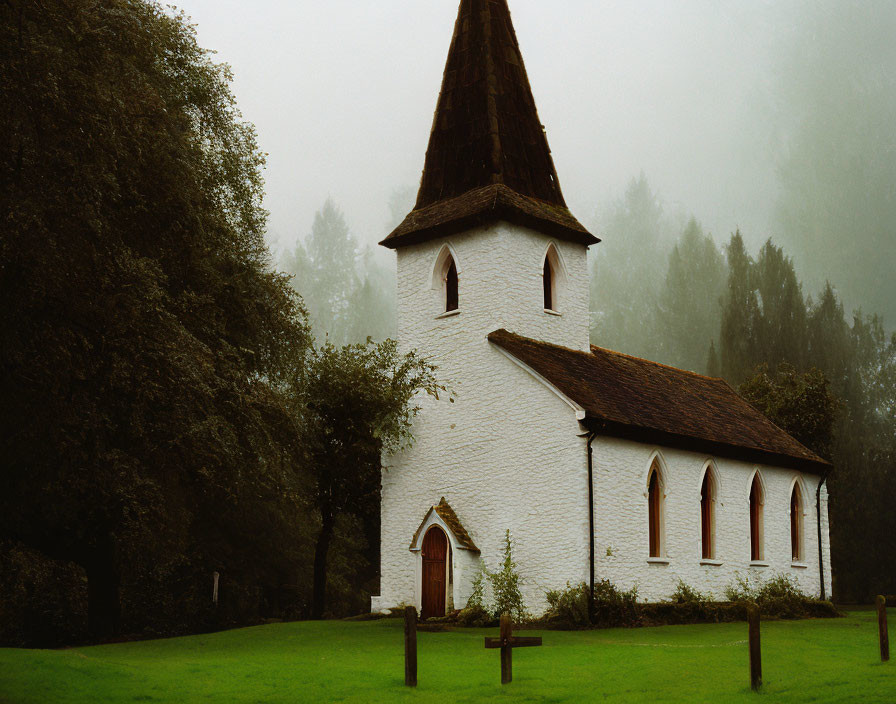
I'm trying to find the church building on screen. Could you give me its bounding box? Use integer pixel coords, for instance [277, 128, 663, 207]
[373, 0, 831, 618]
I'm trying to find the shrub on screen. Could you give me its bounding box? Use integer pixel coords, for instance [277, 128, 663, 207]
[489, 531, 527, 621]
[457, 605, 494, 627]
[465, 561, 487, 611]
[592, 579, 640, 627]
[0, 542, 88, 647]
[669, 579, 712, 604]
[724, 572, 765, 602]
[723, 572, 839, 620]
[544, 579, 640, 629]
[544, 582, 591, 628]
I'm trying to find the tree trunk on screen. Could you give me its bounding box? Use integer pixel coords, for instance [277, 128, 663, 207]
[311, 512, 335, 619]
[86, 557, 120, 640]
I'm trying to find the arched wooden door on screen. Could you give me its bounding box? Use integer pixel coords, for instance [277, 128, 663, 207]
[421, 527, 448, 619]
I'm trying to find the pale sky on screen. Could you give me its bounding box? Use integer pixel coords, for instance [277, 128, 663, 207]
[177, 1, 786, 256]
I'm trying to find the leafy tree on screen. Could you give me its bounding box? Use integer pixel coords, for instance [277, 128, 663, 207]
[0, 0, 309, 639]
[739, 365, 838, 461]
[288, 339, 442, 618]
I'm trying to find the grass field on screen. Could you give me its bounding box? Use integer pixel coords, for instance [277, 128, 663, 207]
[0, 611, 892, 703]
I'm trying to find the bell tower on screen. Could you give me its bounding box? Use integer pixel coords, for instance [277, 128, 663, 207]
[380, 0, 598, 362]
[374, 0, 599, 616]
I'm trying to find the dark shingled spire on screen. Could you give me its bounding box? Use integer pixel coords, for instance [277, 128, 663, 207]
[381, 0, 598, 249]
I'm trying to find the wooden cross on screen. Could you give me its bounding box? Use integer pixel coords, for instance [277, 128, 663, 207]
[484, 612, 542, 684]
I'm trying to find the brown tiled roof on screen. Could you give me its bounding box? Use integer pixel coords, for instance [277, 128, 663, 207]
[381, 0, 597, 249]
[488, 329, 830, 474]
[410, 498, 480, 552]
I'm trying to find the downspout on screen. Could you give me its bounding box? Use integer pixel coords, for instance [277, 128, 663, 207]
[816, 468, 831, 601]
[584, 430, 598, 624]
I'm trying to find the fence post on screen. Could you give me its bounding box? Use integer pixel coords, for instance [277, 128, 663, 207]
[878, 595, 890, 663]
[748, 602, 762, 691]
[500, 611, 512, 685]
[404, 606, 417, 687]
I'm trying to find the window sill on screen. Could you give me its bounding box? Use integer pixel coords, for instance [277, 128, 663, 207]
[700, 559, 723, 566]
[791, 561, 808, 569]
[543, 308, 562, 317]
[435, 309, 461, 319]
[749, 561, 770, 568]
[646, 557, 670, 565]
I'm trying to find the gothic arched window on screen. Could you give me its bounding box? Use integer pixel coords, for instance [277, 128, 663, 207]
[749, 473, 765, 561]
[700, 465, 717, 560]
[647, 462, 664, 557]
[790, 481, 804, 562]
[445, 259, 458, 312]
[432, 245, 460, 314]
[542, 244, 564, 313]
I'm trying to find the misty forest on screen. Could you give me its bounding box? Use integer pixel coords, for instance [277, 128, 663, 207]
[2, 0, 895, 648]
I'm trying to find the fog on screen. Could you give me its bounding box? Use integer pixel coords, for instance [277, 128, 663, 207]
[177, 0, 895, 322]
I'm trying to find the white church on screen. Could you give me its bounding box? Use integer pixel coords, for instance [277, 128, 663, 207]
[372, 0, 832, 619]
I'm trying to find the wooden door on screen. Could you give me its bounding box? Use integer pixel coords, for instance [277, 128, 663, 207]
[421, 527, 448, 619]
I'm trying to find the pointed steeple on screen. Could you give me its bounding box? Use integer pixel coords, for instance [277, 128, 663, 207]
[381, 0, 597, 249]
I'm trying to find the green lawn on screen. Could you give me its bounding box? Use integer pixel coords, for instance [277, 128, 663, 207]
[0, 611, 892, 703]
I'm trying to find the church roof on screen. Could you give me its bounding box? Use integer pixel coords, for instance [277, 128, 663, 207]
[488, 329, 830, 474]
[381, 0, 598, 249]
[410, 498, 480, 552]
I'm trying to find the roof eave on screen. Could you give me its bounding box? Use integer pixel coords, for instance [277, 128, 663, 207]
[582, 416, 832, 476]
[380, 186, 599, 249]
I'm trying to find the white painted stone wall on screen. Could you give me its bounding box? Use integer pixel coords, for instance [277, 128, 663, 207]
[592, 437, 832, 602]
[373, 219, 833, 615]
[376, 222, 592, 614]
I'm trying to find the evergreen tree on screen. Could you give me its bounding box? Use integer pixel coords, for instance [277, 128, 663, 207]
[655, 218, 726, 372]
[706, 341, 721, 377]
[590, 174, 673, 359]
[285, 199, 360, 345]
[284, 199, 395, 345]
[753, 240, 809, 372]
[719, 231, 760, 383]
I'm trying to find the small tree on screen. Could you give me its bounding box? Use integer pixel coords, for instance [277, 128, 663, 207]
[489, 530, 527, 621]
[288, 339, 443, 618]
[739, 364, 838, 460]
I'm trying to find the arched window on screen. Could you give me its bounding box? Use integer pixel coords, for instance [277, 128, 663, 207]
[648, 463, 664, 557]
[700, 466, 716, 560]
[749, 473, 764, 561]
[432, 246, 459, 313]
[445, 259, 458, 312]
[543, 255, 554, 310]
[542, 243, 564, 312]
[790, 482, 804, 562]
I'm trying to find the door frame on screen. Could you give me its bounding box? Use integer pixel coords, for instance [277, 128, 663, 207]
[410, 513, 460, 614]
[419, 525, 451, 618]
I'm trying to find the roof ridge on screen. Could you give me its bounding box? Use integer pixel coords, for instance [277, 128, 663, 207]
[492, 329, 722, 383]
[488, 328, 829, 472]
[481, 0, 503, 184]
[589, 344, 725, 382]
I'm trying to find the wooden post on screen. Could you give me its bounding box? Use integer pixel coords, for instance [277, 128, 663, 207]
[500, 611, 512, 685]
[485, 616, 540, 683]
[748, 603, 762, 691]
[404, 606, 417, 687]
[878, 595, 890, 663]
